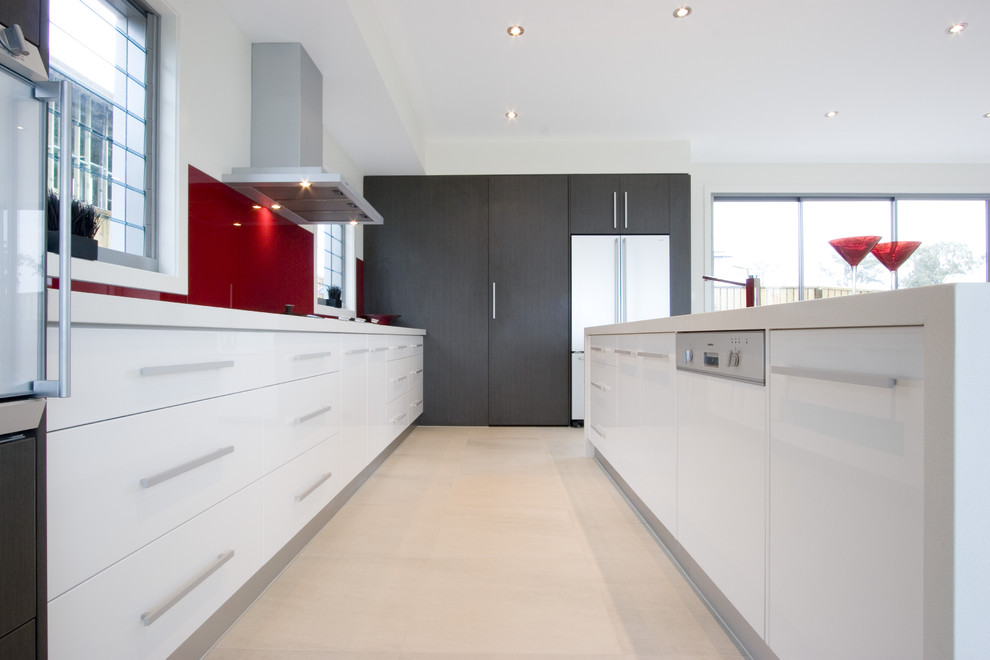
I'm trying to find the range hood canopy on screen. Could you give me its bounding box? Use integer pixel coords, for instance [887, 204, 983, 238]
[222, 43, 382, 225]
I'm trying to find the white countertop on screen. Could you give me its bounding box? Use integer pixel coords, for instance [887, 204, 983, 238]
[47, 290, 425, 335]
[586, 283, 988, 335]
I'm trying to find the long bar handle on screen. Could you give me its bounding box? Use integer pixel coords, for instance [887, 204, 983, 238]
[295, 473, 332, 502]
[410, 368, 424, 375]
[141, 550, 235, 626]
[492, 282, 496, 319]
[389, 411, 408, 424]
[770, 365, 896, 389]
[345, 348, 369, 355]
[614, 349, 634, 355]
[624, 191, 629, 229]
[391, 375, 408, 384]
[139, 446, 235, 488]
[409, 399, 423, 408]
[371, 347, 389, 353]
[590, 381, 612, 392]
[612, 191, 617, 229]
[592, 424, 607, 438]
[32, 79, 74, 398]
[140, 360, 234, 376]
[293, 405, 333, 425]
[293, 351, 334, 361]
[638, 351, 671, 360]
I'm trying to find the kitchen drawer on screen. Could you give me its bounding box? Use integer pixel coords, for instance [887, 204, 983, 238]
[47, 483, 264, 660]
[386, 357, 412, 403]
[588, 360, 618, 420]
[46, 326, 264, 430]
[386, 394, 410, 437]
[262, 332, 341, 385]
[386, 335, 418, 361]
[47, 389, 265, 599]
[262, 437, 340, 560]
[588, 335, 617, 366]
[262, 373, 341, 474]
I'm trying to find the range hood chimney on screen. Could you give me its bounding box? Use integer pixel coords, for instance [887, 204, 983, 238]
[222, 43, 383, 225]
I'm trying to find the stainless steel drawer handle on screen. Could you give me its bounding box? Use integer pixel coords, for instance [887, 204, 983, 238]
[389, 412, 408, 424]
[590, 346, 606, 352]
[614, 349, 634, 355]
[411, 369, 424, 375]
[410, 400, 423, 408]
[140, 446, 235, 488]
[293, 405, 333, 425]
[371, 347, 389, 353]
[590, 381, 612, 392]
[295, 473, 332, 502]
[638, 351, 671, 360]
[592, 424, 607, 438]
[141, 550, 235, 626]
[391, 375, 408, 383]
[770, 365, 896, 389]
[140, 360, 235, 376]
[345, 348, 370, 355]
[293, 351, 334, 361]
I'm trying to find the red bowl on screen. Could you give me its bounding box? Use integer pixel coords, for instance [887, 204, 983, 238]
[363, 314, 401, 325]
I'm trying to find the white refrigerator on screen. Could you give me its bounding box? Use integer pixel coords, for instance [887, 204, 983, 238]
[571, 235, 670, 421]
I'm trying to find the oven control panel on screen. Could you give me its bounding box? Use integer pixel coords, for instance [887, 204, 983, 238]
[675, 330, 765, 385]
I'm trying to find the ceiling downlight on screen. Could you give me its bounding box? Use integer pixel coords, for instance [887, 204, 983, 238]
[673, 6, 692, 18]
[946, 22, 968, 34]
[507, 25, 524, 37]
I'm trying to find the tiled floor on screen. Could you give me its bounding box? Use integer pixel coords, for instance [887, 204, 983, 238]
[205, 426, 745, 660]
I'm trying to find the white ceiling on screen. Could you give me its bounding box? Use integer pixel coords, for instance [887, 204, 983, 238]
[214, 0, 990, 175]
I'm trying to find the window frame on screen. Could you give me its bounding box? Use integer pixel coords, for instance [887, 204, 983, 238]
[709, 193, 990, 311]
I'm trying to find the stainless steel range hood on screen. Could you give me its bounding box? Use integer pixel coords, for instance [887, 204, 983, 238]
[222, 43, 382, 225]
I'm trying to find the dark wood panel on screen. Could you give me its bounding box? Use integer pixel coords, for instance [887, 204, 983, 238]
[489, 175, 570, 425]
[621, 174, 670, 234]
[669, 174, 691, 316]
[364, 176, 490, 425]
[0, 620, 36, 660]
[0, 435, 36, 640]
[568, 174, 621, 234]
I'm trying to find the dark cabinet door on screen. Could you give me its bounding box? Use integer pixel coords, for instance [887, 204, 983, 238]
[364, 176, 490, 426]
[489, 175, 570, 425]
[0, 435, 36, 641]
[568, 174, 671, 235]
[668, 174, 691, 316]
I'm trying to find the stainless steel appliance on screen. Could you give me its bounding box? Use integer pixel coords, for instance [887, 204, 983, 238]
[571, 234, 670, 421]
[1, 20, 72, 660]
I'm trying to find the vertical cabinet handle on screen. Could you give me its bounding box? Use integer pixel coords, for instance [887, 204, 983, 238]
[624, 190, 629, 229]
[492, 282, 496, 319]
[612, 191, 618, 229]
[141, 550, 235, 626]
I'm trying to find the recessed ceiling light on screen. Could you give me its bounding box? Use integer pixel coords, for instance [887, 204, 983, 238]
[505, 111, 518, 120]
[984, 112, 990, 118]
[507, 25, 524, 37]
[825, 110, 838, 118]
[673, 6, 692, 18]
[946, 22, 968, 34]
[299, 180, 312, 189]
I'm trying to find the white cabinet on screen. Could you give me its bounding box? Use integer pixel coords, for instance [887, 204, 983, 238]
[47, 388, 265, 599]
[46, 320, 424, 660]
[677, 369, 767, 636]
[47, 327, 264, 430]
[48, 483, 264, 660]
[586, 335, 617, 447]
[767, 327, 924, 660]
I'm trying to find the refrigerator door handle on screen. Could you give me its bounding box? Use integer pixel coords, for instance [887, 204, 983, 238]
[613, 238, 621, 323]
[32, 79, 73, 398]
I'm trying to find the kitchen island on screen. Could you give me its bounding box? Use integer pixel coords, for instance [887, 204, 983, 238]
[584, 283, 989, 660]
[44, 292, 425, 660]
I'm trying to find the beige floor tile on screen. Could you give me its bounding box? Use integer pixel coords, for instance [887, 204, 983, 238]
[207, 651, 399, 660]
[402, 557, 621, 656]
[215, 556, 428, 653]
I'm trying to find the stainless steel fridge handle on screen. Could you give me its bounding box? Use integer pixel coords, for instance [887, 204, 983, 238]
[32, 79, 73, 398]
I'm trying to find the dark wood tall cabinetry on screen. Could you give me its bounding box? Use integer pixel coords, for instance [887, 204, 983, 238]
[364, 173, 690, 426]
[488, 176, 569, 425]
[364, 176, 490, 426]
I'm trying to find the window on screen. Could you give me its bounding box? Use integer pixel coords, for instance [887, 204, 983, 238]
[316, 224, 345, 308]
[712, 197, 989, 311]
[48, 0, 157, 265]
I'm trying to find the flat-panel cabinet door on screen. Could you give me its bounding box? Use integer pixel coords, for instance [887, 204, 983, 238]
[0, 435, 36, 640]
[489, 175, 570, 425]
[767, 327, 924, 660]
[568, 174, 670, 234]
[620, 174, 670, 234]
[364, 176, 489, 425]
